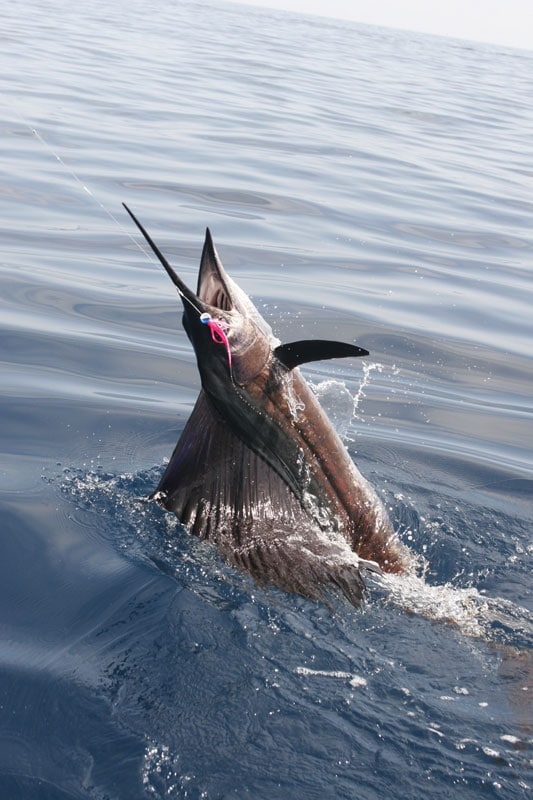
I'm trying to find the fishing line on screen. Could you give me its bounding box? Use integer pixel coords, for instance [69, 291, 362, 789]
[9, 107, 157, 264]
[11, 109, 237, 379]
[179, 291, 202, 315]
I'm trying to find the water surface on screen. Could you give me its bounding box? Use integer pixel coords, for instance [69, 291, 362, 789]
[1, 1, 532, 798]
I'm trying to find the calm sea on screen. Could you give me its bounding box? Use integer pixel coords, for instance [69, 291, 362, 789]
[1, 0, 532, 797]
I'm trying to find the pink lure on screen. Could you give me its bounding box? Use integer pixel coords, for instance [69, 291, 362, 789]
[200, 312, 232, 371]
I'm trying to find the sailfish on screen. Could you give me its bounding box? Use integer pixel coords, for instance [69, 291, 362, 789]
[124, 205, 410, 606]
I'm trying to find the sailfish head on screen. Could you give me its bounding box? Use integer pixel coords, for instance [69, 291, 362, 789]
[123, 204, 273, 390]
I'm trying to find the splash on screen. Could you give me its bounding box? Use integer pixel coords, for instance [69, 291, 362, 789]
[372, 569, 533, 645]
[311, 361, 399, 442]
[310, 378, 354, 439]
[142, 740, 206, 799]
[309, 373, 532, 645]
[60, 468, 532, 647]
[351, 361, 386, 420]
[281, 369, 306, 422]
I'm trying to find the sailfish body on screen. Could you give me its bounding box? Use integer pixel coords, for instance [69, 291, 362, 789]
[124, 205, 409, 606]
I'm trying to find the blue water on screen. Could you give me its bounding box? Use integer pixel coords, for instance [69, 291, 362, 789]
[1, 0, 532, 797]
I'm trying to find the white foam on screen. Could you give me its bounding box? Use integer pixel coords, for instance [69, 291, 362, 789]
[373, 569, 533, 642]
[294, 667, 367, 688]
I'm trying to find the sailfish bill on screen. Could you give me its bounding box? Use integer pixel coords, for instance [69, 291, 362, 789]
[124, 204, 410, 606]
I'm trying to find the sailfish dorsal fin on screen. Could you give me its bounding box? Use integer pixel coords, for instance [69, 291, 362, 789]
[152, 390, 365, 606]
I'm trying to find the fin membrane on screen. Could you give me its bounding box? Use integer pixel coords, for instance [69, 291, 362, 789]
[153, 390, 365, 606]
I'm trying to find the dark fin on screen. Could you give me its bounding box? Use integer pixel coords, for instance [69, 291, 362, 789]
[197, 228, 232, 310]
[274, 340, 369, 370]
[153, 390, 365, 607]
[153, 390, 309, 538]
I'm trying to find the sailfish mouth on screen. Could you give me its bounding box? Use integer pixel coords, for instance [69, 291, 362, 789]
[196, 228, 234, 312]
[123, 204, 234, 318]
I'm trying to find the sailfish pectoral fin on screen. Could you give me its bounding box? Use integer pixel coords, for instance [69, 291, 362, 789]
[274, 340, 369, 370]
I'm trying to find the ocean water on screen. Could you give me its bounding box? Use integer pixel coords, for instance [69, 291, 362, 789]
[1, 0, 532, 797]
